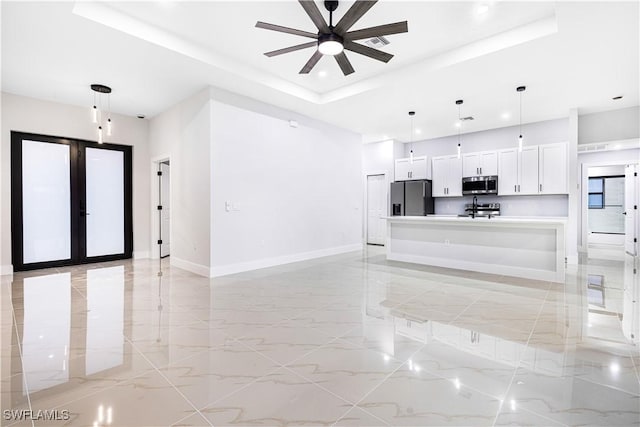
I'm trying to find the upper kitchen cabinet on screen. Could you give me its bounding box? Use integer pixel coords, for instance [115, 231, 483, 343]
[497, 146, 539, 195]
[395, 156, 428, 181]
[462, 151, 498, 177]
[432, 155, 463, 197]
[538, 143, 568, 194]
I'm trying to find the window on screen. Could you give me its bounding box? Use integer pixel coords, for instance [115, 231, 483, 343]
[588, 177, 604, 209]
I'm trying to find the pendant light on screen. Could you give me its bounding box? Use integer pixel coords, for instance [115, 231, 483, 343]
[90, 84, 112, 144]
[517, 85, 526, 152]
[456, 99, 463, 158]
[408, 111, 415, 163]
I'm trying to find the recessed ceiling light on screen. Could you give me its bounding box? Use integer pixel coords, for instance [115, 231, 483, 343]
[477, 4, 490, 15]
[612, 95, 623, 100]
[415, 128, 422, 134]
[501, 112, 511, 120]
[318, 70, 328, 78]
[455, 122, 461, 128]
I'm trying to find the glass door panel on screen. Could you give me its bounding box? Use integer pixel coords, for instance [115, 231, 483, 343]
[21, 140, 71, 264]
[85, 147, 125, 257]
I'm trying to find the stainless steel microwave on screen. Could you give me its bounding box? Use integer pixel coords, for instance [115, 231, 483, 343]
[462, 176, 498, 195]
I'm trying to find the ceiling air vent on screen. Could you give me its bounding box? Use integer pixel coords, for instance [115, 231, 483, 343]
[461, 116, 474, 121]
[364, 36, 390, 48]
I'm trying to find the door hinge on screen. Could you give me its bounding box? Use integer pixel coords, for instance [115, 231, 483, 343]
[157, 239, 163, 245]
[157, 171, 162, 176]
[635, 172, 638, 177]
[157, 205, 163, 210]
[635, 238, 638, 243]
[634, 205, 637, 209]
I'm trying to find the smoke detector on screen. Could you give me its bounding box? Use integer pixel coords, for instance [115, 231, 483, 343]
[364, 36, 390, 48]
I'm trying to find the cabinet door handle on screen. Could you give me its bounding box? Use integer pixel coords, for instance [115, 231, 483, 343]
[518, 184, 521, 192]
[476, 167, 479, 175]
[514, 185, 516, 193]
[423, 183, 426, 197]
[539, 184, 542, 192]
[480, 167, 482, 175]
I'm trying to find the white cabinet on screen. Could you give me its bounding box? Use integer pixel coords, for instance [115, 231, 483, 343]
[432, 155, 462, 197]
[497, 146, 539, 195]
[538, 143, 568, 194]
[498, 143, 568, 196]
[462, 151, 498, 177]
[395, 156, 428, 181]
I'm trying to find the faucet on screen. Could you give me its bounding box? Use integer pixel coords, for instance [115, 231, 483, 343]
[472, 196, 477, 219]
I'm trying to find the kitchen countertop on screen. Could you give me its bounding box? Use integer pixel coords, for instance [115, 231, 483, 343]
[384, 215, 568, 225]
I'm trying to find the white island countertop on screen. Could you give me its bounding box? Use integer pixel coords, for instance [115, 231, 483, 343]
[384, 215, 567, 282]
[384, 215, 568, 225]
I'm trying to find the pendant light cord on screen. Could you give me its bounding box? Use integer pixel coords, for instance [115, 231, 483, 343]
[519, 90, 523, 137]
[458, 103, 461, 144]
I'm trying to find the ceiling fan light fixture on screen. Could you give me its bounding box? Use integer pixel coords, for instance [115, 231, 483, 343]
[318, 33, 344, 56]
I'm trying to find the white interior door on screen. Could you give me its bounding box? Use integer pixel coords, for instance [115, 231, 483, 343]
[367, 174, 386, 245]
[625, 164, 637, 256]
[86, 148, 125, 257]
[160, 162, 171, 257]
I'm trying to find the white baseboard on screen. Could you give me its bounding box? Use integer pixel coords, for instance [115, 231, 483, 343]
[210, 243, 363, 278]
[0, 265, 14, 276]
[171, 257, 210, 277]
[133, 251, 150, 259]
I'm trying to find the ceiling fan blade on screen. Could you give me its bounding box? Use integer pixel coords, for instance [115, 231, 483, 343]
[345, 21, 408, 41]
[334, 0, 378, 34]
[264, 41, 317, 57]
[344, 40, 393, 63]
[335, 52, 355, 76]
[300, 50, 323, 74]
[255, 21, 318, 39]
[298, 0, 329, 33]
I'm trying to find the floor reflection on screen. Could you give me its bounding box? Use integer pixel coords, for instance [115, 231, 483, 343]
[1, 247, 638, 426]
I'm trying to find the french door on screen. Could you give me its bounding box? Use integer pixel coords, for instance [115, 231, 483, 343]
[11, 131, 133, 271]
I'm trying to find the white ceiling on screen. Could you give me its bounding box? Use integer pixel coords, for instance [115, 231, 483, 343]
[2, 1, 638, 142]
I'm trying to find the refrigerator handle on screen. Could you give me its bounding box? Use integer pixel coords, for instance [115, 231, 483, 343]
[422, 182, 425, 197]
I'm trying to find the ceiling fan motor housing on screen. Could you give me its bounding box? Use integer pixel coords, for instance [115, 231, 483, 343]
[318, 32, 343, 46]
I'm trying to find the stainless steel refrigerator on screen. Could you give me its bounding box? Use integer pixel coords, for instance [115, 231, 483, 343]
[391, 180, 435, 216]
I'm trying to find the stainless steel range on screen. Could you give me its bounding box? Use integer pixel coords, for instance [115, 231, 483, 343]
[464, 202, 500, 218]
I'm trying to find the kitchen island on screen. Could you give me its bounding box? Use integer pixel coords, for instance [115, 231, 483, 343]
[385, 216, 566, 282]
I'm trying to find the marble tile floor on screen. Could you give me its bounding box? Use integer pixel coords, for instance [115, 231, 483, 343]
[1, 246, 639, 426]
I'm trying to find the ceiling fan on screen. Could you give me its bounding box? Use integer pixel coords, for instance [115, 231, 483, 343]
[256, 0, 408, 76]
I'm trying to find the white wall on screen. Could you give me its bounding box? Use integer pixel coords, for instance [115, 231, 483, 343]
[363, 139, 395, 176]
[0, 92, 150, 274]
[579, 106, 640, 144]
[148, 88, 211, 275]
[209, 89, 362, 276]
[404, 118, 569, 217]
